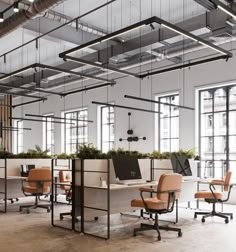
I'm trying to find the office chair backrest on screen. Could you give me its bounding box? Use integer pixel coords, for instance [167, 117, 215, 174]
[28, 168, 51, 193]
[59, 170, 71, 191]
[224, 171, 232, 191]
[157, 173, 182, 202]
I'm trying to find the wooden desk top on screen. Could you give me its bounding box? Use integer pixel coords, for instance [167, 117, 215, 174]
[0, 176, 26, 180]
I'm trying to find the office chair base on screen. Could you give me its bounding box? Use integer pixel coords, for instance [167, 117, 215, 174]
[194, 210, 233, 224]
[60, 211, 71, 220]
[133, 222, 182, 241]
[19, 204, 51, 214]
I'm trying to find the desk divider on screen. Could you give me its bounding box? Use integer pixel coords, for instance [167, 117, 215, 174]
[0, 159, 7, 213]
[73, 159, 110, 240]
[51, 159, 73, 231]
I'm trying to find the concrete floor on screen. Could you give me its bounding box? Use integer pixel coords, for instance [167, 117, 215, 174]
[0, 199, 235, 252]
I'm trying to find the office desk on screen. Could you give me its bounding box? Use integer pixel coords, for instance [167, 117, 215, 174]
[0, 176, 25, 212]
[73, 178, 199, 239]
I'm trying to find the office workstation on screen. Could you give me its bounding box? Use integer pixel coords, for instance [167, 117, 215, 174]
[1, 0, 236, 250]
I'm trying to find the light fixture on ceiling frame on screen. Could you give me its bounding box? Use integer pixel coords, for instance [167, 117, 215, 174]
[124, 95, 195, 110]
[13, 2, 19, 12]
[138, 54, 229, 78]
[12, 97, 47, 108]
[0, 12, 4, 23]
[25, 114, 94, 123]
[59, 16, 232, 59]
[92, 101, 160, 114]
[10, 117, 76, 125]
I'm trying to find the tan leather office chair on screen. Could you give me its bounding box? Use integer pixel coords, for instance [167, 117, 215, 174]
[19, 168, 51, 214]
[194, 171, 233, 223]
[131, 173, 183, 241]
[58, 170, 72, 220]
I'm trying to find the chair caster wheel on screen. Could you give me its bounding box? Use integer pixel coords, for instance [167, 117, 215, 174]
[16, 198, 19, 202]
[201, 217, 205, 223]
[178, 231, 183, 237]
[60, 216, 63, 220]
[133, 232, 136, 237]
[47, 209, 50, 213]
[157, 235, 161, 241]
[27, 209, 30, 214]
[225, 218, 229, 224]
[194, 214, 197, 219]
[19, 207, 22, 212]
[94, 217, 98, 221]
[230, 215, 233, 220]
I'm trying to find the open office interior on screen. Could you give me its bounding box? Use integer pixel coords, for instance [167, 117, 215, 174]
[1, 0, 236, 251]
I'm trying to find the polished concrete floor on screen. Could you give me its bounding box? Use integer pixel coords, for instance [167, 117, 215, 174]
[0, 198, 235, 252]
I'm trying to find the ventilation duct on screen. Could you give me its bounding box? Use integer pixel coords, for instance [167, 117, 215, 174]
[194, 0, 216, 10]
[0, 0, 66, 38]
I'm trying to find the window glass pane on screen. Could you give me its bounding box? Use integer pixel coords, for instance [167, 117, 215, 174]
[64, 109, 88, 154]
[157, 94, 179, 152]
[214, 88, 226, 112]
[199, 85, 236, 179]
[101, 106, 115, 152]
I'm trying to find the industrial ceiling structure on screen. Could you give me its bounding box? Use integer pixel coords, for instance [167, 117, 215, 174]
[1, 0, 236, 103]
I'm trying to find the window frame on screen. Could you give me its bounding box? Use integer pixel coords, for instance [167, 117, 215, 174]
[155, 93, 180, 152]
[100, 105, 115, 153]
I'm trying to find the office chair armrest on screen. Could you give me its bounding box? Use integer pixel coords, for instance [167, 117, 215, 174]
[21, 179, 52, 196]
[139, 189, 180, 213]
[139, 187, 154, 192]
[209, 180, 224, 186]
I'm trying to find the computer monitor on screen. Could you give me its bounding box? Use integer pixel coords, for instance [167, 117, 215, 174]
[20, 164, 35, 177]
[170, 154, 192, 176]
[112, 155, 142, 181]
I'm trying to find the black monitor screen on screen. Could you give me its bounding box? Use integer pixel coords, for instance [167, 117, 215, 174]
[171, 155, 192, 176]
[112, 155, 142, 181]
[20, 164, 35, 177]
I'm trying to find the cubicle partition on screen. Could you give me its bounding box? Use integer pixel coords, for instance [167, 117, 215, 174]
[0, 158, 52, 213]
[51, 159, 74, 231]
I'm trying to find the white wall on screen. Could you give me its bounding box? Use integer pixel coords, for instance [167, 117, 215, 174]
[12, 49, 236, 154]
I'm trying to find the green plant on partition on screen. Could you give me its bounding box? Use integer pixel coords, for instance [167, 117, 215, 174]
[76, 143, 104, 159]
[14, 145, 51, 159]
[53, 152, 75, 159]
[107, 148, 149, 159]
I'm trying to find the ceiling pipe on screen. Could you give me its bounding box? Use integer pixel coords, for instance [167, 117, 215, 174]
[0, 0, 107, 38]
[0, 0, 66, 38]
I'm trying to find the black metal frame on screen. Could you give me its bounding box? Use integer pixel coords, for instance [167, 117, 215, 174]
[60, 16, 231, 57]
[51, 159, 73, 231]
[77, 159, 110, 239]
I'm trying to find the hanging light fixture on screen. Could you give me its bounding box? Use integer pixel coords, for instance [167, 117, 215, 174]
[0, 13, 4, 23]
[13, 2, 19, 13]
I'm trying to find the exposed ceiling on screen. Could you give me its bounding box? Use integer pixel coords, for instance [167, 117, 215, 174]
[0, 0, 236, 101]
